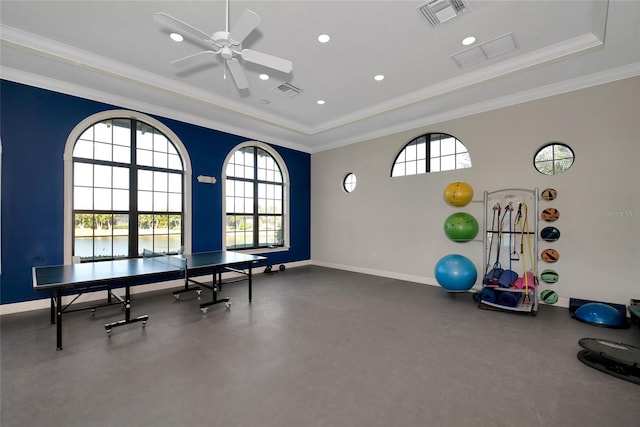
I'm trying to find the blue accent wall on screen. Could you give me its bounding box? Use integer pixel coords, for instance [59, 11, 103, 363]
[0, 80, 311, 304]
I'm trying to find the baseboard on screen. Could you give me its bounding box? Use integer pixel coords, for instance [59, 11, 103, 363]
[310, 259, 571, 309]
[2, 259, 571, 315]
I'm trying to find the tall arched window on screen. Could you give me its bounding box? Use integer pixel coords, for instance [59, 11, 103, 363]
[391, 133, 471, 177]
[64, 111, 191, 262]
[223, 142, 289, 251]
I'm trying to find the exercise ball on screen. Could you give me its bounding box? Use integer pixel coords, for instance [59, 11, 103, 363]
[443, 182, 474, 207]
[444, 212, 479, 242]
[540, 289, 559, 304]
[435, 254, 477, 292]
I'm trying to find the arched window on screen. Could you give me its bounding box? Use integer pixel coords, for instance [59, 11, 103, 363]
[391, 133, 471, 177]
[64, 111, 191, 262]
[223, 142, 289, 251]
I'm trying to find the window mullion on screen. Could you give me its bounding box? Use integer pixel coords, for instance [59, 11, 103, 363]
[253, 150, 259, 248]
[129, 119, 138, 257]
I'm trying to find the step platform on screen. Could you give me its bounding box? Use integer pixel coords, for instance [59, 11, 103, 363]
[577, 338, 640, 385]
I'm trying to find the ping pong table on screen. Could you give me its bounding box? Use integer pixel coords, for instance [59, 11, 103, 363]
[32, 250, 266, 350]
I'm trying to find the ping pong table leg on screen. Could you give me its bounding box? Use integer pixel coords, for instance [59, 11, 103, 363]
[50, 294, 56, 325]
[248, 265, 253, 303]
[104, 284, 149, 335]
[55, 290, 63, 351]
[172, 272, 202, 299]
[198, 269, 230, 313]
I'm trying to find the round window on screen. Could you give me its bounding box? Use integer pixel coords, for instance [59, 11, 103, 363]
[534, 142, 574, 175]
[343, 173, 357, 193]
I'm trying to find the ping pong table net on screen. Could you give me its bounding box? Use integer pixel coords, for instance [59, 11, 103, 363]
[142, 249, 187, 271]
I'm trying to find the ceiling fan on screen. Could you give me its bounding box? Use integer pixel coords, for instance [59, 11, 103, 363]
[153, 0, 293, 90]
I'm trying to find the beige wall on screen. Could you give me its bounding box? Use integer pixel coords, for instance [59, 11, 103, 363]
[311, 76, 640, 306]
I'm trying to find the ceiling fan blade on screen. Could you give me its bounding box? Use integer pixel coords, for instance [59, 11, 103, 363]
[229, 9, 261, 44]
[240, 49, 293, 74]
[170, 50, 219, 67]
[153, 12, 213, 42]
[226, 58, 250, 89]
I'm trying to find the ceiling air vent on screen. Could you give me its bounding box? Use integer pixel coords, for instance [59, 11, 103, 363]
[274, 82, 302, 97]
[451, 33, 517, 68]
[418, 0, 467, 27]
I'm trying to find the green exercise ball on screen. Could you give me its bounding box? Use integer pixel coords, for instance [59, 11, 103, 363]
[444, 212, 479, 243]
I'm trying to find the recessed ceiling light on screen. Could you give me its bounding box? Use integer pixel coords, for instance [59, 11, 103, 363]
[170, 33, 184, 42]
[462, 36, 476, 46]
[317, 34, 330, 43]
[259, 74, 269, 80]
[374, 74, 385, 81]
[317, 100, 326, 105]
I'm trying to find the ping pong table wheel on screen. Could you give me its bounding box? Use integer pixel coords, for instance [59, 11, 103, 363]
[200, 307, 208, 314]
[264, 265, 273, 273]
[173, 294, 180, 300]
[142, 321, 147, 328]
[106, 329, 112, 337]
[225, 302, 231, 309]
[279, 264, 286, 272]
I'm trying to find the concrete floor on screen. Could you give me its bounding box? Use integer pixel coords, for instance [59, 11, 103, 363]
[2, 265, 639, 426]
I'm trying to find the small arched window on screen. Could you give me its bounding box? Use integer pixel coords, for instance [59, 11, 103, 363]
[391, 133, 471, 177]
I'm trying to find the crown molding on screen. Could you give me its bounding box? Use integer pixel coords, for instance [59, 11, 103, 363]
[0, 25, 311, 134]
[311, 62, 640, 153]
[309, 32, 604, 135]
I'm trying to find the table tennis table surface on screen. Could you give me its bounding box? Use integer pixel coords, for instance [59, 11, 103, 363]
[32, 250, 265, 290]
[32, 250, 267, 350]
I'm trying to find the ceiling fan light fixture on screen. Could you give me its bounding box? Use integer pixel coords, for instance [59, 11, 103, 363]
[154, 0, 293, 90]
[221, 46, 233, 60]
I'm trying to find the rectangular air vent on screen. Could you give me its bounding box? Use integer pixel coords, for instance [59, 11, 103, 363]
[418, 0, 466, 27]
[451, 33, 517, 68]
[274, 83, 302, 97]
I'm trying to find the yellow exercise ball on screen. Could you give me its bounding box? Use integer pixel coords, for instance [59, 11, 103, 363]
[443, 182, 474, 207]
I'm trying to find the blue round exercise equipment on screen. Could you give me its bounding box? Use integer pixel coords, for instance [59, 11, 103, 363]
[573, 302, 630, 329]
[434, 254, 477, 292]
[540, 226, 560, 242]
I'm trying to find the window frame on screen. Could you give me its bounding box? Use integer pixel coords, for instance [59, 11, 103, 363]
[343, 173, 357, 193]
[391, 132, 471, 177]
[222, 142, 290, 254]
[533, 142, 575, 175]
[64, 110, 192, 264]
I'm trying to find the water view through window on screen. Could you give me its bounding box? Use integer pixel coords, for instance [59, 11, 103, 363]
[73, 118, 184, 261]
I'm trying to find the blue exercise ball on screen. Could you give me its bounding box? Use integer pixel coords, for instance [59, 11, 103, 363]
[435, 254, 477, 292]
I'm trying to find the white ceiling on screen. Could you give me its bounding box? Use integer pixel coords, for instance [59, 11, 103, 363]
[1, 0, 639, 153]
